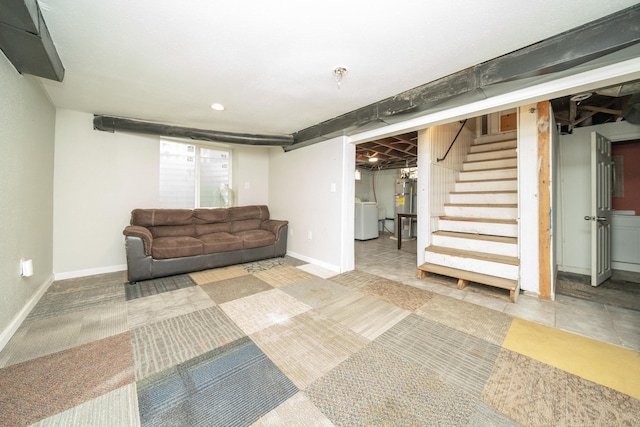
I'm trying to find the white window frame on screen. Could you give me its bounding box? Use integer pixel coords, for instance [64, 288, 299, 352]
[159, 138, 233, 209]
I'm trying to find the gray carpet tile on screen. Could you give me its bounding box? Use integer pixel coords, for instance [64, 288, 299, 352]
[125, 274, 196, 300]
[375, 314, 502, 397]
[1, 299, 128, 368]
[137, 337, 298, 427]
[131, 306, 245, 380]
[305, 341, 478, 426]
[26, 282, 125, 321]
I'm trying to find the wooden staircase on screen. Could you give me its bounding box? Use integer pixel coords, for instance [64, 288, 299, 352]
[418, 132, 520, 302]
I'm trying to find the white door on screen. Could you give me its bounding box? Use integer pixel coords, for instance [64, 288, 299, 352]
[588, 132, 613, 287]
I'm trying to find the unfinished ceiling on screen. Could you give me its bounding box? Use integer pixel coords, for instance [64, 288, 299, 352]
[23, 1, 640, 138]
[2, 1, 639, 156]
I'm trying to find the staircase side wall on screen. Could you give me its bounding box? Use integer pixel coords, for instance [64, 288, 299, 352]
[518, 104, 543, 295]
[417, 122, 474, 265]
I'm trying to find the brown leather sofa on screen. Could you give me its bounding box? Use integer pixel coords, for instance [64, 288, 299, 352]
[123, 205, 288, 282]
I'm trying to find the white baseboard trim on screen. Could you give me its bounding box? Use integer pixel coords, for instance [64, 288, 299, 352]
[612, 261, 640, 274]
[0, 273, 55, 352]
[286, 251, 341, 273]
[557, 266, 590, 276]
[54, 264, 127, 281]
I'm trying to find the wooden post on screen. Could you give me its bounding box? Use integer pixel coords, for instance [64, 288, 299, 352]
[537, 101, 552, 300]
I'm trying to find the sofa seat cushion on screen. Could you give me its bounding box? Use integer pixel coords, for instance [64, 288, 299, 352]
[199, 232, 244, 254]
[152, 236, 204, 259]
[235, 229, 276, 249]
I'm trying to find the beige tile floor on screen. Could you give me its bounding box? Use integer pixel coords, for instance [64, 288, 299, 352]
[355, 232, 640, 351]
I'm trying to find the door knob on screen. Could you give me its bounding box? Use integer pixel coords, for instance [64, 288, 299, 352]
[584, 216, 594, 221]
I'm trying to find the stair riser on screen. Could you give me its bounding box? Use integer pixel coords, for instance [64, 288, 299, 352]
[469, 140, 517, 153]
[423, 252, 519, 280]
[449, 193, 517, 204]
[439, 219, 518, 237]
[463, 158, 517, 171]
[459, 169, 517, 181]
[467, 148, 517, 162]
[444, 206, 517, 219]
[431, 235, 518, 257]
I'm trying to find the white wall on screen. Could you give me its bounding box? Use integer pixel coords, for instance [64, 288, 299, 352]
[557, 120, 640, 275]
[53, 110, 270, 278]
[269, 137, 354, 272]
[0, 54, 56, 348]
[518, 104, 540, 294]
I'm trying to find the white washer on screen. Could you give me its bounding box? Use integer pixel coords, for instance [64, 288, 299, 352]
[355, 202, 379, 240]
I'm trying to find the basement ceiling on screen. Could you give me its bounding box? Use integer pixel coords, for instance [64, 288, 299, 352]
[24, 0, 640, 140]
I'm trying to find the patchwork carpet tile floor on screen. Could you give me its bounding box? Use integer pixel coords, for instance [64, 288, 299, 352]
[1, 257, 639, 426]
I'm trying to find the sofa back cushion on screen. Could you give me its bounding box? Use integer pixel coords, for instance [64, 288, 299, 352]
[228, 205, 270, 221]
[230, 219, 263, 233]
[193, 208, 231, 235]
[131, 209, 193, 227]
[149, 224, 196, 238]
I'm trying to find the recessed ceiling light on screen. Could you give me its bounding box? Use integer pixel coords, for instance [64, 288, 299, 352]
[210, 103, 225, 111]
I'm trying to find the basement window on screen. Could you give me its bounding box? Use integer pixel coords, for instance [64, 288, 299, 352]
[159, 139, 232, 208]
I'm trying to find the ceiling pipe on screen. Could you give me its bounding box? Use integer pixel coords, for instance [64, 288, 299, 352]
[0, 0, 64, 81]
[289, 3, 640, 149]
[93, 115, 294, 147]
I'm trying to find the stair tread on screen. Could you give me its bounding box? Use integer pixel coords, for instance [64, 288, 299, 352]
[464, 156, 517, 164]
[460, 166, 517, 172]
[425, 245, 519, 265]
[450, 190, 517, 195]
[418, 263, 518, 291]
[440, 216, 518, 224]
[432, 230, 517, 244]
[444, 203, 517, 207]
[469, 146, 517, 153]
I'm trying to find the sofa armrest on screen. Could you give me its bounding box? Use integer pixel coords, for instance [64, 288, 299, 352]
[123, 225, 153, 256]
[261, 219, 288, 239]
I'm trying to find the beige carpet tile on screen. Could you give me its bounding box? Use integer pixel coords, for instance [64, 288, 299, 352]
[254, 266, 315, 288]
[189, 266, 249, 285]
[131, 306, 244, 380]
[127, 286, 216, 329]
[280, 276, 355, 308]
[0, 332, 134, 426]
[251, 392, 334, 427]
[316, 290, 410, 340]
[329, 270, 385, 289]
[200, 274, 273, 304]
[375, 314, 502, 397]
[0, 299, 128, 368]
[32, 384, 140, 427]
[416, 294, 513, 346]
[305, 342, 478, 426]
[360, 278, 435, 311]
[220, 288, 312, 335]
[482, 348, 640, 426]
[251, 310, 368, 389]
